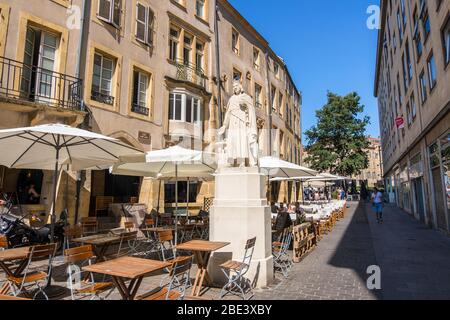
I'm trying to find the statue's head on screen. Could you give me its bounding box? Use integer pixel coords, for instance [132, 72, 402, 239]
[232, 81, 243, 95]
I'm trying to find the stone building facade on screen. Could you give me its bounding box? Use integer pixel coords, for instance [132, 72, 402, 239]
[0, 0, 302, 223]
[374, 0, 450, 232]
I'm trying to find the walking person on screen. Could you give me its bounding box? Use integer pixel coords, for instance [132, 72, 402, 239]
[371, 187, 384, 223]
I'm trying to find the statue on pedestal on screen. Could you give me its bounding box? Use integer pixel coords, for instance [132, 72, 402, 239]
[218, 81, 258, 167]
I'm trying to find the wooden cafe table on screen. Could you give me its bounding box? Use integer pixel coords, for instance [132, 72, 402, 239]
[0, 246, 31, 295]
[176, 240, 230, 297]
[83, 256, 171, 300]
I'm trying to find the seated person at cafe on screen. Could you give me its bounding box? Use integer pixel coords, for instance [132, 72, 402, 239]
[27, 184, 40, 204]
[274, 205, 292, 232]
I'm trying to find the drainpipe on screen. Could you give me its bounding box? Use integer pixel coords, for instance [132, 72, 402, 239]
[214, 2, 223, 128]
[74, 0, 89, 224]
[265, 51, 273, 156]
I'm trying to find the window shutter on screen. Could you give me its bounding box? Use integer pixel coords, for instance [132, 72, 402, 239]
[112, 0, 121, 27]
[147, 8, 154, 45]
[136, 3, 146, 42]
[98, 0, 111, 21]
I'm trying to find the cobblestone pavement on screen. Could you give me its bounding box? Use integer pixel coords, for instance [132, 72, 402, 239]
[254, 202, 379, 300]
[2, 201, 450, 300]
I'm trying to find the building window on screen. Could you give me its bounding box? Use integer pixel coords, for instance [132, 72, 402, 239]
[169, 92, 201, 123]
[183, 34, 192, 66]
[169, 27, 179, 62]
[195, 42, 204, 72]
[254, 83, 262, 108]
[21, 26, 59, 100]
[397, 10, 404, 43]
[406, 40, 413, 81]
[406, 102, 412, 126]
[419, 70, 427, 103]
[443, 17, 450, 66]
[271, 85, 276, 112]
[402, 53, 409, 91]
[400, 0, 407, 26]
[253, 47, 260, 71]
[232, 68, 241, 83]
[427, 53, 437, 90]
[423, 14, 431, 40]
[274, 63, 279, 78]
[132, 69, 150, 116]
[98, 0, 121, 28]
[195, 0, 205, 19]
[278, 93, 283, 117]
[232, 29, 239, 55]
[415, 34, 423, 59]
[92, 52, 115, 105]
[135, 3, 154, 46]
[411, 94, 417, 120]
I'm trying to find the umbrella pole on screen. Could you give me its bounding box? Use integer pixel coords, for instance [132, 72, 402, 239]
[301, 181, 305, 205]
[156, 179, 161, 226]
[50, 147, 60, 243]
[174, 163, 178, 246]
[186, 177, 190, 221]
[45, 141, 65, 297]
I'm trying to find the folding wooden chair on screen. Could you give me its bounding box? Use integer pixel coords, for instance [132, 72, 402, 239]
[0, 235, 8, 250]
[81, 217, 98, 236]
[7, 244, 57, 300]
[136, 256, 193, 300]
[65, 245, 113, 300]
[63, 224, 83, 252]
[272, 228, 293, 278]
[219, 237, 256, 300]
[114, 231, 139, 258]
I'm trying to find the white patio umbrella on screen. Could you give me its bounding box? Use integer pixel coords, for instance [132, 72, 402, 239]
[260, 156, 317, 204]
[111, 145, 217, 244]
[260, 156, 317, 179]
[0, 123, 144, 239]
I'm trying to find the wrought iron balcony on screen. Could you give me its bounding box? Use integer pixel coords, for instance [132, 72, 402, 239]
[174, 60, 207, 88]
[0, 56, 83, 110]
[91, 90, 115, 106]
[131, 103, 149, 116]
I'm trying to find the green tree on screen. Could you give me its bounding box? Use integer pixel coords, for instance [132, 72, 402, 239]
[304, 92, 370, 177]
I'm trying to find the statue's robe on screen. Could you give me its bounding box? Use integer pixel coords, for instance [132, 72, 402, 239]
[223, 92, 258, 165]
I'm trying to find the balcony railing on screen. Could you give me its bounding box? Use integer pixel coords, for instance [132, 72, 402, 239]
[174, 60, 207, 88]
[131, 103, 149, 116]
[0, 56, 83, 110]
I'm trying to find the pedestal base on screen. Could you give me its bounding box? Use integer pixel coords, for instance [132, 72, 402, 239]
[208, 167, 274, 288]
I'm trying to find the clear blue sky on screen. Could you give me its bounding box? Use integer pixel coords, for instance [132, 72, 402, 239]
[228, 0, 381, 142]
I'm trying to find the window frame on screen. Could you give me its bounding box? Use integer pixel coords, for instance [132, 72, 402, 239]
[231, 28, 240, 55]
[97, 0, 121, 28]
[91, 51, 115, 105]
[169, 26, 180, 62]
[135, 2, 154, 46]
[427, 53, 437, 90]
[168, 91, 202, 124]
[442, 15, 450, 67]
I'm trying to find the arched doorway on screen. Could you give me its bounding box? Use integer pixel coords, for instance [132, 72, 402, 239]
[17, 169, 44, 204]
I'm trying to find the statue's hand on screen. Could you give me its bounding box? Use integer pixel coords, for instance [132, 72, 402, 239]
[218, 126, 226, 136]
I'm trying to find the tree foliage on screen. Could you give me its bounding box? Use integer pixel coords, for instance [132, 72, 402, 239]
[304, 92, 370, 177]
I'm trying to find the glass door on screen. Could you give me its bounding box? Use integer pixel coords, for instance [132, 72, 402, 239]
[20, 26, 58, 104]
[35, 31, 58, 102]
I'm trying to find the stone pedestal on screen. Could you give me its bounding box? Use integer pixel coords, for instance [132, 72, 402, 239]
[208, 167, 273, 288]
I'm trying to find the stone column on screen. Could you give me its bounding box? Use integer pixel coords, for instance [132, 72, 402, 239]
[208, 166, 274, 288]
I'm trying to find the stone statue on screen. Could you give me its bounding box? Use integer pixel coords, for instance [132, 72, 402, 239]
[218, 81, 258, 167]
